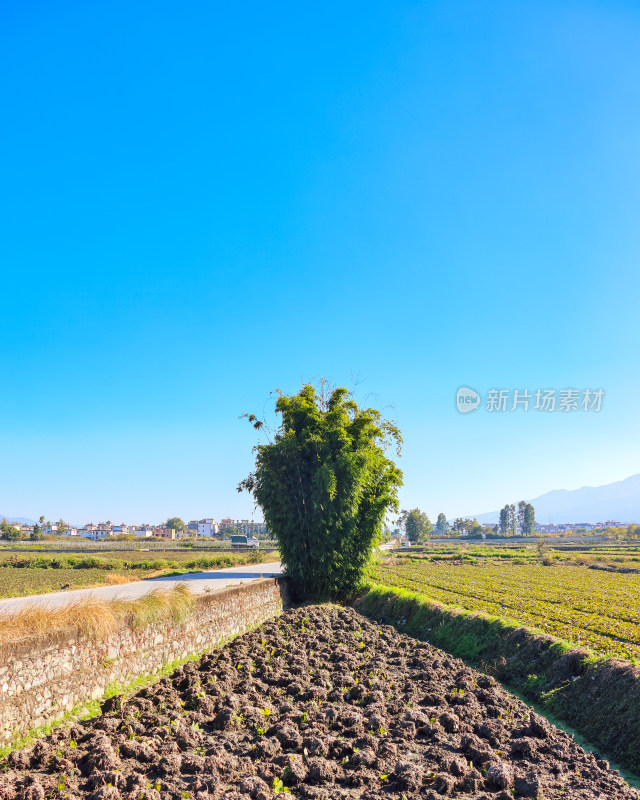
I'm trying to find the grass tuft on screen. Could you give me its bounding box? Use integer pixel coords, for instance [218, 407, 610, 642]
[0, 584, 195, 654]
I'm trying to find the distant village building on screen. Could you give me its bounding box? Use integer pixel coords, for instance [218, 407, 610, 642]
[154, 527, 177, 540]
[30, 515, 269, 541]
[197, 519, 219, 537]
[112, 524, 130, 535]
[17, 524, 35, 535]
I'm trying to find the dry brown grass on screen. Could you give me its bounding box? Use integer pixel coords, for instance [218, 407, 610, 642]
[0, 585, 194, 656]
[103, 573, 134, 585]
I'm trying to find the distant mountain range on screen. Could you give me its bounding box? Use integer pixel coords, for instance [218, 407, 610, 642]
[473, 473, 640, 525]
[0, 515, 37, 525]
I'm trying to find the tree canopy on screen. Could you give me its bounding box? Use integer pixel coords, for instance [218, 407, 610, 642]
[500, 501, 536, 535]
[166, 517, 186, 532]
[239, 383, 403, 600]
[398, 508, 433, 544]
[31, 523, 44, 541]
[452, 517, 479, 535]
[434, 512, 450, 537]
[0, 519, 21, 541]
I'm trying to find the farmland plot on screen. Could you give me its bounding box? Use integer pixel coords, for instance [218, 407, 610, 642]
[373, 561, 640, 662]
[1, 606, 636, 799]
[0, 567, 124, 598]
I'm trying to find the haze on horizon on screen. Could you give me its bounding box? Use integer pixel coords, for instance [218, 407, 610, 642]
[1, 1, 639, 524]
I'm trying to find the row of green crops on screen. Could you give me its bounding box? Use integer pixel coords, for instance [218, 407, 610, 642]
[372, 560, 640, 662]
[0, 550, 270, 572]
[0, 568, 114, 598]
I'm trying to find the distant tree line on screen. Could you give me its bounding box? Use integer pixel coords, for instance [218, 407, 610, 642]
[395, 509, 452, 544]
[395, 500, 538, 542]
[498, 501, 536, 535]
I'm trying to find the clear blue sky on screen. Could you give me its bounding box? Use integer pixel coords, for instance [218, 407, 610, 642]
[1, 1, 639, 524]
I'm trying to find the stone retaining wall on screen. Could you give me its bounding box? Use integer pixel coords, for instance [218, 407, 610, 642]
[0, 577, 289, 743]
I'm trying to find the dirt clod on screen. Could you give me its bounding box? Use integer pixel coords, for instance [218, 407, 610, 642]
[0, 606, 637, 799]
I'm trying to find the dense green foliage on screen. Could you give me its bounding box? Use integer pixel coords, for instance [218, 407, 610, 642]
[0, 520, 21, 541]
[166, 517, 186, 532]
[398, 508, 432, 544]
[451, 517, 479, 535]
[522, 502, 536, 534]
[239, 384, 403, 600]
[434, 512, 449, 536]
[499, 501, 535, 534]
[30, 524, 44, 541]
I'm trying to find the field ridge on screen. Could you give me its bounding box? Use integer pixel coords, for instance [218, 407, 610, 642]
[354, 584, 640, 774]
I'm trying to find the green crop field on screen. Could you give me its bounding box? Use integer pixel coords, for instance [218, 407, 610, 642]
[0, 549, 275, 599]
[0, 549, 270, 570]
[0, 567, 121, 598]
[372, 559, 640, 662]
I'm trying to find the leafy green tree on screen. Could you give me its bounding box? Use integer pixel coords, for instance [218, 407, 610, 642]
[508, 504, 517, 535]
[452, 517, 479, 535]
[0, 519, 21, 541]
[57, 519, 67, 536]
[31, 524, 44, 541]
[517, 500, 527, 533]
[239, 383, 403, 600]
[404, 509, 433, 544]
[166, 517, 186, 533]
[499, 505, 509, 535]
[523, 503, 536, 535]
[434, 513, 450, 537]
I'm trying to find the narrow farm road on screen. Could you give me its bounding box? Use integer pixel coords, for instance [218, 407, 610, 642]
[0, 561, 284, 614]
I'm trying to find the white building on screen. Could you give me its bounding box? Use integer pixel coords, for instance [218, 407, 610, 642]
[112, 524, 129, 535]
[92, 526, 113, 540]
[132, 527, 153, 538]
[197, 518, 219, 537]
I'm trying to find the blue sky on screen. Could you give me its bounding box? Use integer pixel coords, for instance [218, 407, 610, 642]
[1, 1, 639, 524]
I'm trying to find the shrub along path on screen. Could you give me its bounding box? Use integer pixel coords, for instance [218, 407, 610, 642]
[1, 605, 636, 799]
